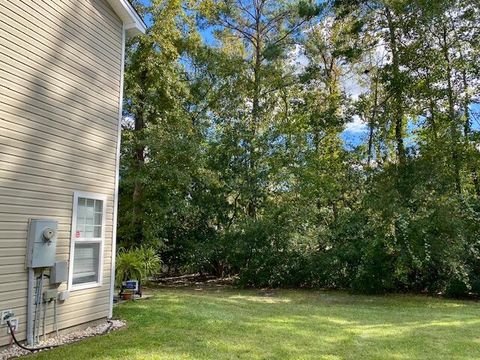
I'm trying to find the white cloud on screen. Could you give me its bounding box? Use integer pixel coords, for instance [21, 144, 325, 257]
[288, 44, 309, 74]
[342, 74, 367, 101]
[344, 115, 368, 134]
[122, 115, 134, 129]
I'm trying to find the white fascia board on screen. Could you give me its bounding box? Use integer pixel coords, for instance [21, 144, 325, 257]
[107, 0, 147, 37]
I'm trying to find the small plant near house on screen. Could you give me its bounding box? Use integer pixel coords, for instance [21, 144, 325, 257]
[115, 247, 161, 298]
[138, 246, 162, 282]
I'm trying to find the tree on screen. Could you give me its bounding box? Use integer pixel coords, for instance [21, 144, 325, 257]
[197, 0, 323, 218]
[119, 0, 202, 247]
[118, 0, 480, 296]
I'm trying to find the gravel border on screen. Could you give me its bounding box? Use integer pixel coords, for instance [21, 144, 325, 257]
[0, 319, 126, 360]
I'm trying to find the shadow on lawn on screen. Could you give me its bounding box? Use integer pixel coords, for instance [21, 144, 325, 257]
[31, 288, 480, 360]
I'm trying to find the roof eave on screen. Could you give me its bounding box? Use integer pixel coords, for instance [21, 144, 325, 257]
[125, 21, 146, 37]
[107, 0, 147, 38]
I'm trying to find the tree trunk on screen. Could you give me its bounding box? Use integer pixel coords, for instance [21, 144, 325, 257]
[132, 72, 147, 246]
[385, 7, 406, 167]
[425, 70, 437, 140]
[367, 74, 379, 166]
[247, 6, 263, 219]
[442, 25, 461, 194]
[461, 64, 480, 199]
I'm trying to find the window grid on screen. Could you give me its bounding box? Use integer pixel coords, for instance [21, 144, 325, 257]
[76, 197, 103, 239]
[70, 192, 106, 290]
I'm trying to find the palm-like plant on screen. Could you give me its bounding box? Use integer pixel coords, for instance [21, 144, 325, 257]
[115, 246, 161, 286]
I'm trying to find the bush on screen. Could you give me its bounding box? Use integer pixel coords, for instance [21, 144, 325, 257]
[470, 277, 480, 295]
[230, 210, 310, 288]
[116, 246, 161, 286]
[445, 278, 469, 298]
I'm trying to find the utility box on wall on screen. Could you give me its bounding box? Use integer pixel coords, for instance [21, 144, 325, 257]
[50, 261, 68, 284]
[26, 219, 58, 268]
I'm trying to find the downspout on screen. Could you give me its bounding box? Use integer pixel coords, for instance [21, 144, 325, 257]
[109, 24, 126, 318]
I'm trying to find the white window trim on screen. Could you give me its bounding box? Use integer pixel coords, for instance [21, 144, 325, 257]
[69, 191, 107, 291]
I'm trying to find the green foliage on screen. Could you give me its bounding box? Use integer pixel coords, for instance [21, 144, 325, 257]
[115, 248, 143, 285]
[226, 208, 306, 287]
[115, 247, 162, 285]
[120, 0, 480, 298]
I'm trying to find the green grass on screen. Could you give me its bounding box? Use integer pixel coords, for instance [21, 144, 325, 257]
[30, 286, 480, 359]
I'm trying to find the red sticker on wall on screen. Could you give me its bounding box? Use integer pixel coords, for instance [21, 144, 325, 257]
[76, 231, 81, 238]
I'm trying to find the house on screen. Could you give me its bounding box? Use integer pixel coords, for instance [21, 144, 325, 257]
[0, 0, 145, 347]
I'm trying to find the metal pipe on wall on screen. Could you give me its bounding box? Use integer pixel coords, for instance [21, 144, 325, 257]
[27, 268, 35, 346]
[42, 299, 47, 341]
[54, 298, 58, 337]
[35, 271, 44, 344]
[33, 276, 39, 343]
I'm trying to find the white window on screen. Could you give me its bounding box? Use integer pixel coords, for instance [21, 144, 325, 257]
[69, 192, 106, 290]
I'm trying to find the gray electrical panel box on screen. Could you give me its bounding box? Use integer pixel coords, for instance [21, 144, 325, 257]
[50, 261, 68, 284]
[26, 219, 58, 268]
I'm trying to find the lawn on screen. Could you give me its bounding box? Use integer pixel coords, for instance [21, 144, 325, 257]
[30, 286, 480, 359]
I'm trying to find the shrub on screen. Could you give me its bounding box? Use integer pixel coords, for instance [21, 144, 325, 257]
[445, 278, 469, 298]
[116, 246, 161, 286]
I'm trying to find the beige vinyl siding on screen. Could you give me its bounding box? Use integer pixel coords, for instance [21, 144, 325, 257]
[0, 6, 120, 88]
[0, 0, 122, 347]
